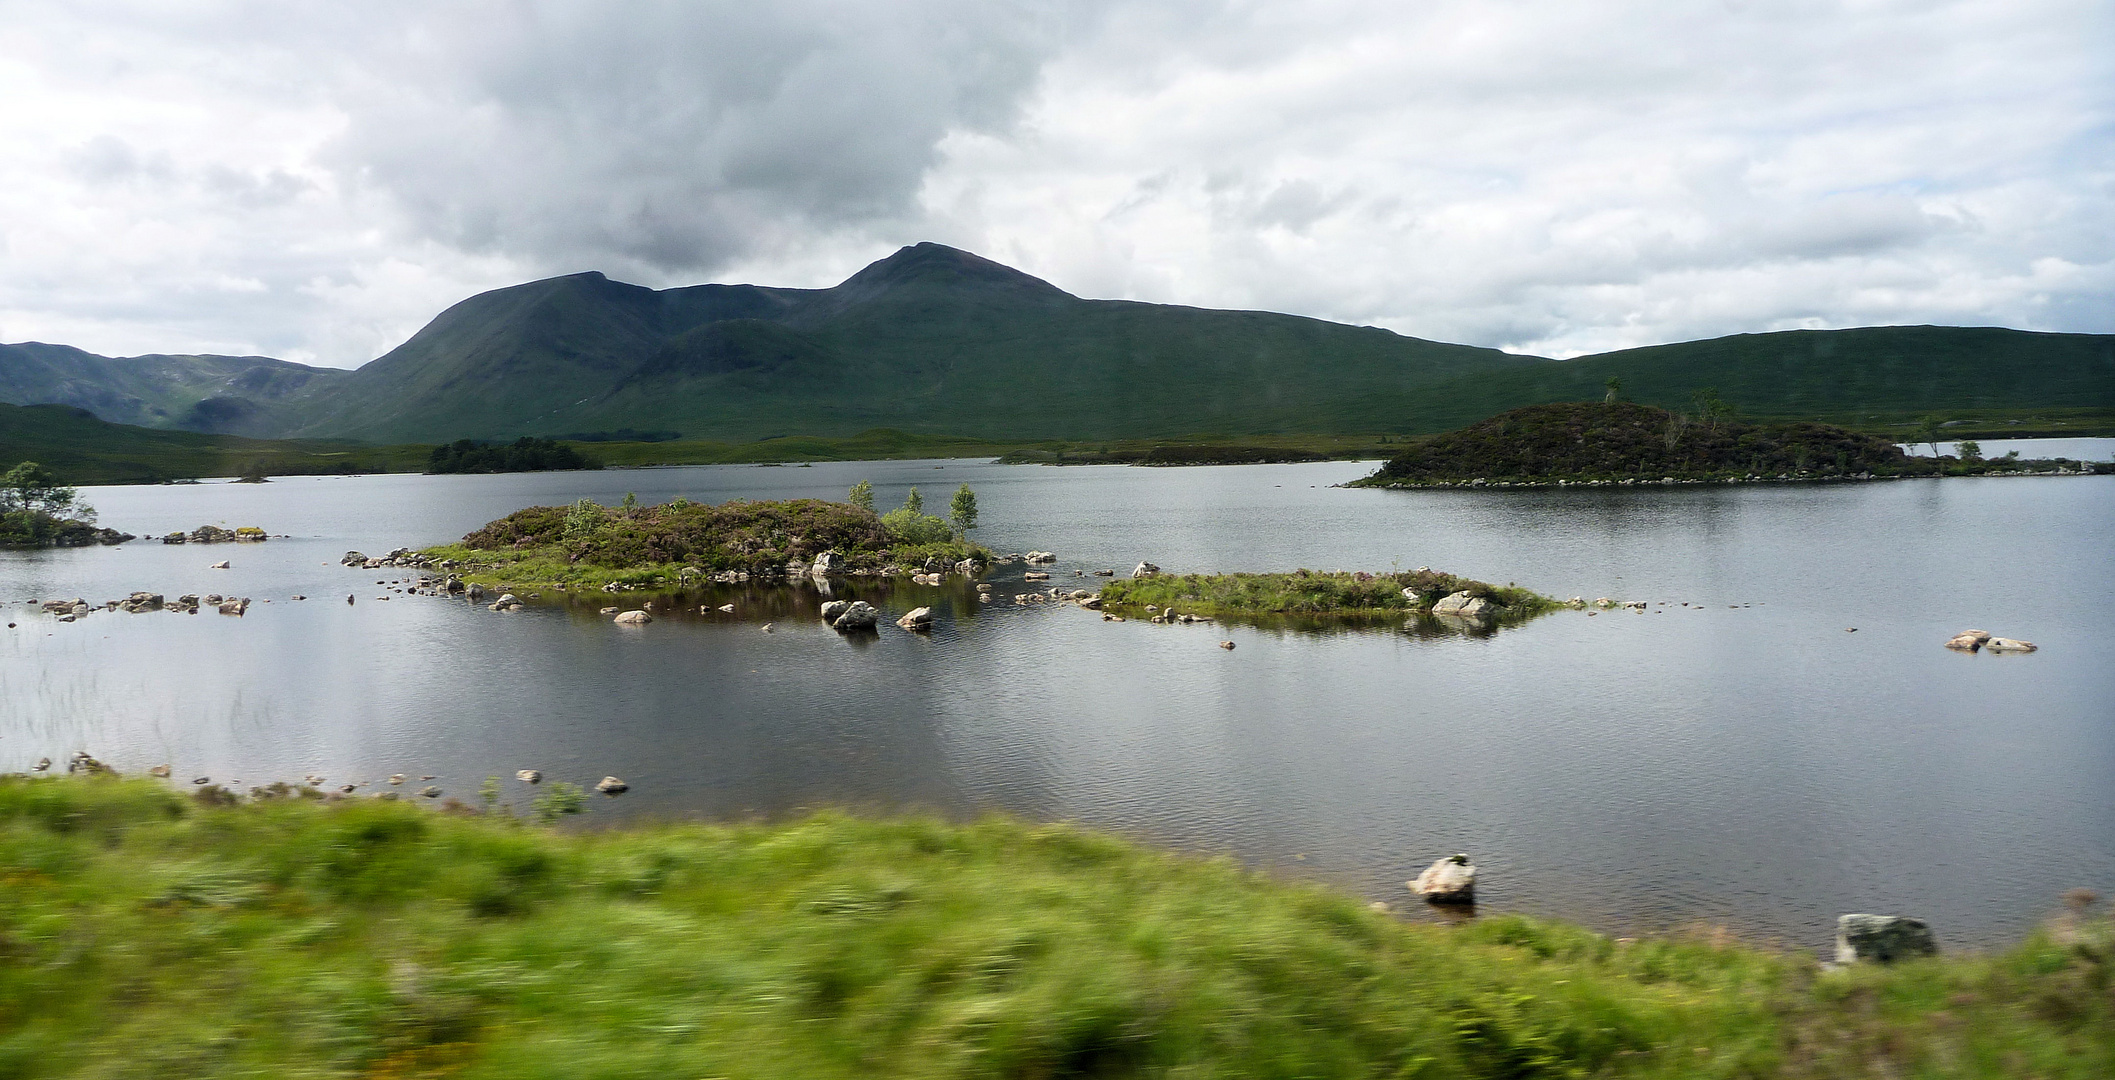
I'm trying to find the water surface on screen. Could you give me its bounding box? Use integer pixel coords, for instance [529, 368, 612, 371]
[3, 460, 2109, 952]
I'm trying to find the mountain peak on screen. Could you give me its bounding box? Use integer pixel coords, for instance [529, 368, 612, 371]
[830, 243, 1072, 303]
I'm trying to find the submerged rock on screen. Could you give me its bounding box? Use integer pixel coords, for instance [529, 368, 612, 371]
[1410, 854, 1477, 904]
[1836, 914, 1936, 963]
[612, 609, 652, 625]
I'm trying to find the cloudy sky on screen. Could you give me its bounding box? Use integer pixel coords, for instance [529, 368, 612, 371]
[1, 0, 2108, 365]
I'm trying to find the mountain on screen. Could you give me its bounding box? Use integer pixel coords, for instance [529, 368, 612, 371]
[269, 243, 1542, 443]
[0, 343, 349, 435]
[5, 244, 2111, 444]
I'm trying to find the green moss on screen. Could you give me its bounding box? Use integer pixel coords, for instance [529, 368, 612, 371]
[1100, 569, 1557, 621]
[0, 775, 2108, 1078]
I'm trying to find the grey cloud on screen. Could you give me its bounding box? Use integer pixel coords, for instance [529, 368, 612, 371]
[325, 1, 1071, 279]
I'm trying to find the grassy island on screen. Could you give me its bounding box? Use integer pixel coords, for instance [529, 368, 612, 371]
[0, 775, 2108, 1078]
[422, 494, 989, 590]
[1357, 402, 2112, 488]
[1099, 568, 1556, 622]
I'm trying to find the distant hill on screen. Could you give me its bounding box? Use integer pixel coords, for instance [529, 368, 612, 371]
[4, 245, 2110, 444]
[1415, 326, 2115, 432]
[0, 402, 419, 484]
[0, 343, 348, 435]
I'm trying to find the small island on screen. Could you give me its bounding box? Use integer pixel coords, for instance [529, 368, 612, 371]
[420, 484, 988, 590]
[1357, 401, 2110, 488]
[0, 461, 133, 548]
[1098, 567, 1556, 623]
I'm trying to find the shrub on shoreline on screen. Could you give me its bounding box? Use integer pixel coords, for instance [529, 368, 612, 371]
[426, 436, 599, 474]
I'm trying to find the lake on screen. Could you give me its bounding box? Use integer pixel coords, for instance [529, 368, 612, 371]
[4, 457, 2110, 953]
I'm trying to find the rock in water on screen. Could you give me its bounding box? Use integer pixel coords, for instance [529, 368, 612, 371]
[811, 550, 846, 576]
[820, 599, 851, 623]
[1433, 591, 1495, 618]
[1836, 914, 1936, 963]
[832, 601, 879, 629]
[516, 770, 542, 784]
[896, 606, 933, 630]
[596, 776, 629, 795]
[612, 609, 652, 625]
[1132, 561, 1160, 578]
[1944, 633, 1984, 651]
[1985, 637, 2037, 652]
[1410, 854, 1477, 904]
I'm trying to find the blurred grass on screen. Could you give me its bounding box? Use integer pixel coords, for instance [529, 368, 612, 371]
[0, 776, 2108, 1078]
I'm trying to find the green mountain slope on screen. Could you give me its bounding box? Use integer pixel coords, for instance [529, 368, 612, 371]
[1408, 326, 2115, 431]
[0, 402, 419, 484]
[0, 342, 349, 434]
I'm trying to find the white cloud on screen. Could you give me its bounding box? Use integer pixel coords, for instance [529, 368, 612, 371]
[0, 0, 2107, 365]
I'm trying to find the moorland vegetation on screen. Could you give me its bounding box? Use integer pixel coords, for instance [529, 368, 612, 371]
[423, 487, 987, 589]
[0, 774, 2108, 1079]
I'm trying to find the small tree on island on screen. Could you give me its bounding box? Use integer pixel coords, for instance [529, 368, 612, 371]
[848, 479, 874, 513]
[1956, 440, 1983, 462]
[1914, 415, 1944, 458]
[949, 484, 978, 537]
[1689, 387, 1733, 434]
[1, 462, 87, 520]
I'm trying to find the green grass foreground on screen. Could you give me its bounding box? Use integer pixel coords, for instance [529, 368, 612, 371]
[0, 777, 2109, 1078]
[1100, 569, 1557, 621]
